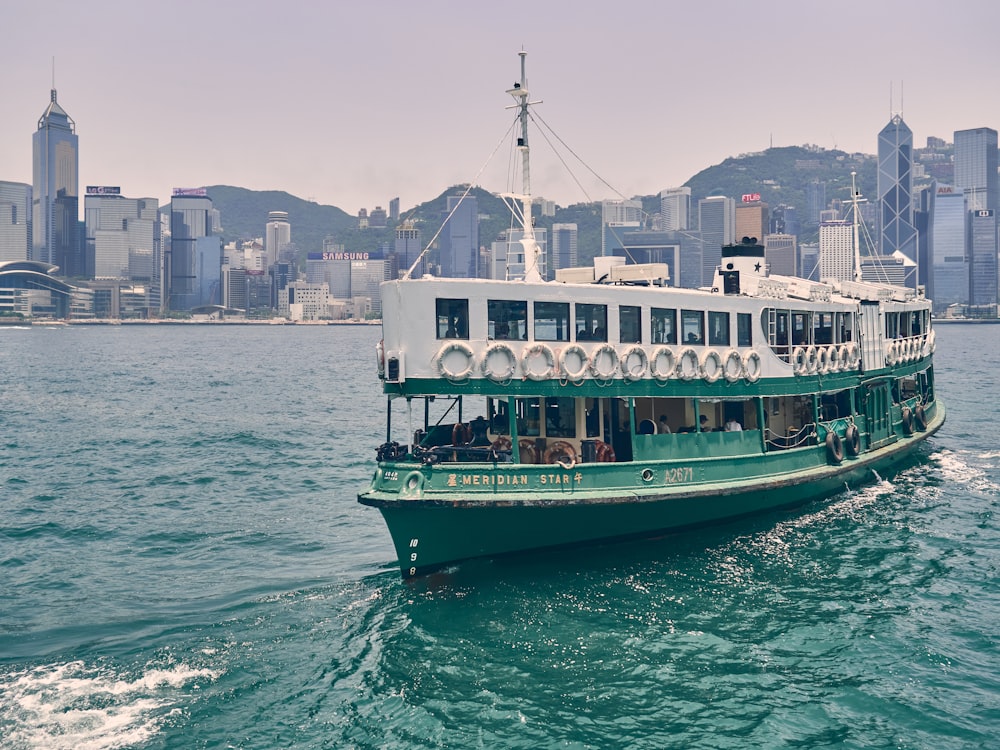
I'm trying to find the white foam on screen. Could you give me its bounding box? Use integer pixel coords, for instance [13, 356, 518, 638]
[0, 660, 219, 750]
[932, 449, 999, 493]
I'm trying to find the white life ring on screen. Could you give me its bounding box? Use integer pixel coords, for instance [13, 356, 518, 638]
[816, 345, 830, 375]
[886, 341, 897, 367]
[909, 337, 919, 361]
[650, 346, 676, 381]
[805, 345, 819, 374]
[928, 329, 936, 354]
[827, 344, 841, 372]
[620, 345, 648, 381]
[560, 344, 590, 381]
[436, 341, 475, 380]
[792, 346, 807, 375]
[701, 348, 723, 383]
[743, 349, 762, 383]
[677, 347, 699, 381]
[481, 342, 517, 381]
[838, 343, 851, 370]
[375, 339, 385, 377]
[722, 349, 743, 383]
[846, 341, 860, 369]
[521, 343, 555, 380]
[590, 343, 619, 379]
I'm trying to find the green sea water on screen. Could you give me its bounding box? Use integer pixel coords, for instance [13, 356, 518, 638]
[0, 323, 996, 749]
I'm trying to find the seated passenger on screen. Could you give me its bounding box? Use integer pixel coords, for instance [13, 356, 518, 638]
[658, 415, 671, 434]
[699, 414, 710, 431]
[469, 416, 490, 446]
[725, 417, 743, 432]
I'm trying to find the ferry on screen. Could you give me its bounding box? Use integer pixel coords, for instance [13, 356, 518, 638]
[358, 53, 945, 579]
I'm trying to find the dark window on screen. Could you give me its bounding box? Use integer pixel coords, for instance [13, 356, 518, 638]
[436, 298, 469, 339]
[814, 312, 834, 344]
[515, 398, 540, 436]
[681, 309, 705, 345]
[708, 311, 730, 346]
[575, 303, 607, 342]
[620, 305, 641, 343]
[737, 313, 752, 347]
[488, 299, 527, 340]
[791, 312, 810, 345]
[544, 397, 576, 437]
[651, 308, 677, 344]
[534, 301, 570, 341]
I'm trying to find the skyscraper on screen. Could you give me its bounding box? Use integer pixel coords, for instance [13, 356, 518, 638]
[394, 221, 422, 278]
[954, 127, 999, 213]
[969, 209, 997, 306]
[264, 211, 291, 268]
[819, 220, 853, 282]
[877, 115, 918, 272]
[0, 181, 32, 262]
[438, 194, 479, 278]
[764, 233, 797, 276]
[32, 88, 81, 275]
[659, 187, 691, 231]
[698, 196, 735, 286]
[735, 200, 769, 243]
[168, 189, 221, 311]
[550, 223, 578, 275]
[927, 183, 968, 308]
[84, 188, 159, 282]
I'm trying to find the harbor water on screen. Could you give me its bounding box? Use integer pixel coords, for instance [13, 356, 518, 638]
[0, 323, 997, 749]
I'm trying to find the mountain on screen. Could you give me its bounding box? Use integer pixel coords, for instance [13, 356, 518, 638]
[180, 145, 877, 267]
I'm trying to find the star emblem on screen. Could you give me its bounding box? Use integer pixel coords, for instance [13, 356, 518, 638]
[754, 262, 761, 272]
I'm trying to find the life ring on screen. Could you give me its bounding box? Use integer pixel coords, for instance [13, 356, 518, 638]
[481, 342, 517, 381]
[560, 344, 590, 381]
[491, 436, 512, 451]
[816, 345, 830, 375]
[701, 349, 723, 383]
[886, 341, 897, 367]
[928, 329, 936, 353]
[846, 341, 860, 369]
[828, 344, 841, 373]
[791, 346, 807, 375]
[910, 337, 920, 361]
[844, 423, 861, 456]
[590, 343, 619, 380]
[436, 341, 475, 380]
[677, 347, 699, 381]
[521, 343, 556, 380]
[650, 346, 676, 381]
[838, 343, 851, 370]
[914, 404, 927, 430]
[594, 440, 616, 463]
[620, 345, 648, 381]
[826, 430, 844, 464]
[805, 345, 819, 374]
[517, 439, 538, 464]
[901, 406, 914, 435]
[544, 440, 577, 469]
[452, 422, 472, 446]
[742, 350, 762, 383]
[375, 339, 385, 378]
[722, 349, 743, 383]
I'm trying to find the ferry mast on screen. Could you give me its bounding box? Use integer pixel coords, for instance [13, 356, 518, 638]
[506, 51, 544, 283]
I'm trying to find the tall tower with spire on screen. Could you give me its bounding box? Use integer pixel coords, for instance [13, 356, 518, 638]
[877, 114, 918, 272]
[32, 86, 80, 275]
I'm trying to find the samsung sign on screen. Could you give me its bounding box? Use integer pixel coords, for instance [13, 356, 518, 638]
[86, 186, 121, 195]
[307, 252, 371, 261]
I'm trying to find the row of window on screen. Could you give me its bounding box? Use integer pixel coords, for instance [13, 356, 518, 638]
[436, 298, 755, 348]
[885, 310, 929, 339]
[763, 309, 856, 357]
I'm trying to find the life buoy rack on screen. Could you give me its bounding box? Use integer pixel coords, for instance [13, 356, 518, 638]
[677, 347, 699, 381]
[436, 341, 475, 380]
[481, 342, 518, 381]
[826, 430, 844, 464]
[722, 349, 743, 383]
[517, 439, 538, 465]
[844, 423, 861, 456]
[522, 343, 556, 380]
[914, 403, 927, 430]
[590, 344, 619, 380]
[543, 440, 577, 468]
[375, 339, 385, 378]
[452, 422, 472, 446]
[560, 344, 590, 381]
[742, 350, 762, 383]
[792, 346, 808, 375]
[901, 406, 914, 435]
[620, 345, 648, 381]
[593, 440, 616, 463]
[650, 346, 676, 381]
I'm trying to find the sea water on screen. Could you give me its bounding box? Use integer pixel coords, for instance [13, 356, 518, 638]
[0, 323, 997, 749]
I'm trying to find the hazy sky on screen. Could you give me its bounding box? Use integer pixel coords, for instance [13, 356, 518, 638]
[3, 0, 999, 214]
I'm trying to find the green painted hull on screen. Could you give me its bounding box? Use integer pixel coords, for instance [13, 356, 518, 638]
[359, 402, 945, 578]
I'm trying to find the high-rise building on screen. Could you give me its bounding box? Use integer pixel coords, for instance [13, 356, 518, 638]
[493, 228, 547, 281]
[735, 200, 769, 244]
[698, 196, 735, 286]
[394, 221, 422, 278]
[805, 181, 826, 228]
[764, 233, 797, 276]
[954, 127, 999, 213]
[264, 211, 290, 268]
[438, 195, 479, 278]
[659, 188, 690, 231]
[32, 88, 81, 275]
[877, 115, 918, 271]
[167, 189, 221, 311]
[0, 181, 31, 262]
[927, 183, 968, 308]
[84, 188, 159, 282]
[388, 197, 400, 222]
[550, 223, 578, 275]
[969, 209, 997, 306]
[819, 220, 854, 282]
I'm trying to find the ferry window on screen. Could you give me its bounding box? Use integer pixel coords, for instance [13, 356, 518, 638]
[436, 298, 469, 339]
[515, 397, 540, 437]
[681, 309, 705, 345]
[814, 312, 833, 344]
[544, 397, 576, 437]
[585, 398, 601, 438]
[488, 299, 527, 340]
[576, 303, 607, 342]
[837, 312, 853, 343]
[488, 398, 510, 435]
[912, 311, 923, 336]
[651, 308, 677, 345]
[791, 312, 810, 345]
[886, 313, 899, 340]
[737, 313, 752, 347]
[620, 305, 642, 344]
[708, 311, 730, 347]
[534, 301, 570, 341]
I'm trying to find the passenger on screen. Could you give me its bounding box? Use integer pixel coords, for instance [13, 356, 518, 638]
[658, 415, 671, 434]
[445, 317, 459, 337]
[725, 417, 743, 432]
[699, 414, 710, 432]
[687, 332, 701, 344]
[469, 416, 490, 446]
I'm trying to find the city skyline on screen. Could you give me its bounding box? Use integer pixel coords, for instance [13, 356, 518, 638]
[2, 1, 1000, 215]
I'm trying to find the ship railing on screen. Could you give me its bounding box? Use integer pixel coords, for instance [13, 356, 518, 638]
[816, 417, 853, 441]
[764, 423, 816, 451]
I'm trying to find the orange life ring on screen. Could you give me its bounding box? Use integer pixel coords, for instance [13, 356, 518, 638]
[594, 440, 616, 463]
[914, 404, 927, 430]
[543, 440, 577, 467]
[452, 422, 472, 446]
[518, 439, 538, 464]
[491, 436, 512, 451]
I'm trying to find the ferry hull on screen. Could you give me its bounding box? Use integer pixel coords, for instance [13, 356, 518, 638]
[360, 405, 944, 578]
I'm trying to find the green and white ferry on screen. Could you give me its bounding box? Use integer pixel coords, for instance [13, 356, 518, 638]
[358, 54, 945, 579]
